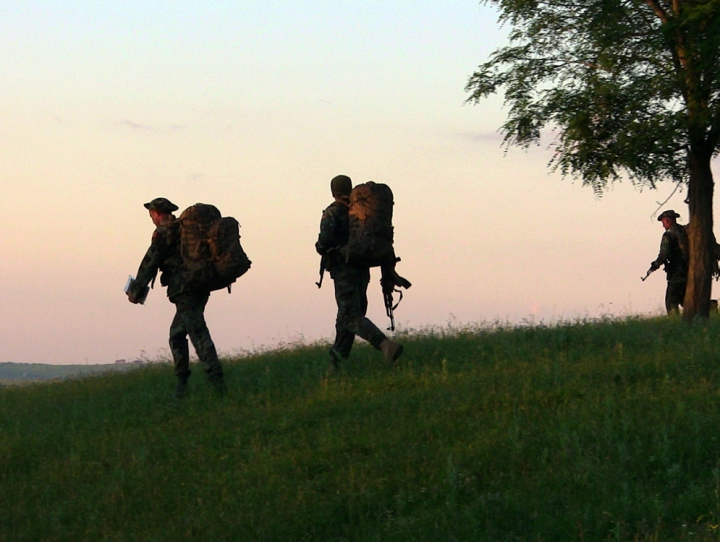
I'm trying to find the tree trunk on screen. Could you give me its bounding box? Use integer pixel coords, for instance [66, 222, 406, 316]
[683, 149, 715, 320]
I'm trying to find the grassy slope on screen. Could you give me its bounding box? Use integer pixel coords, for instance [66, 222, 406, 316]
[2, 317, 720, 541]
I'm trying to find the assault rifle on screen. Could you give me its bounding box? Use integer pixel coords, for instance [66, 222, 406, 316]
[381, 262, 412, 331]
[641, 265, 658, 281]
[316, 254, 328, 288]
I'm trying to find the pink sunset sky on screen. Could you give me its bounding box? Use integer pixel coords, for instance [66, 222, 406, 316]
[2, 1, 717, 365]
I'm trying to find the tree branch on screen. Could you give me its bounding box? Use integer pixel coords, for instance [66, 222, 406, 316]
[644, 0, 670, 23]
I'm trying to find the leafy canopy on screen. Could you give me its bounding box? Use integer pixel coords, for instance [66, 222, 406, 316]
[466, 0, 720, 194]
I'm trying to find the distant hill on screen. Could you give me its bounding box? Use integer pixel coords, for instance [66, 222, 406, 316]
[0, 361, 145, 382]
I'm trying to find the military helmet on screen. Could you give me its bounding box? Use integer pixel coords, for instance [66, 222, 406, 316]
[330, 175, 352, 197]
[657, 210, 680, 221]
[144, 197, 179, 213]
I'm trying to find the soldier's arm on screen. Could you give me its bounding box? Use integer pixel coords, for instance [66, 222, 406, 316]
[651, 232, 672, 269]
[130, 228, 171, 295]
[315, 206, 341, 255]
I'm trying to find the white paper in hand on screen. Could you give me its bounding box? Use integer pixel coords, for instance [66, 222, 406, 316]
[124, 275, 149, 304]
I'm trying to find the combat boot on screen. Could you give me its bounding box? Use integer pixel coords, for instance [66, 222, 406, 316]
[174, 377, 189, 399]
[328, 350, 342, 373]
[380, 339, 403, 365]
[208, 375, 228, 397]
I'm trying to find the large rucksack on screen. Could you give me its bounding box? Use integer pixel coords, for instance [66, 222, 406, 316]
[337, 182, 411, 330]
[341, 181, 397, 267]
[178, 203, 251, 293]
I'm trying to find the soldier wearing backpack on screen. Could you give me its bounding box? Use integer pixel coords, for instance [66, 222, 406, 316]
[126, 198, 226, 398]
[316, 175, 404, 371]
[649, 210, 689, 315]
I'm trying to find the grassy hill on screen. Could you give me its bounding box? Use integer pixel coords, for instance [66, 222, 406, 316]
[3, 317, 720, 541]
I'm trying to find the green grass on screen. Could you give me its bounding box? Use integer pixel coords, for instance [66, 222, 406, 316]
[3, 317, 720, 541]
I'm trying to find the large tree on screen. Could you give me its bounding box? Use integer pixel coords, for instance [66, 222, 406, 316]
[466, 0, 720, 319]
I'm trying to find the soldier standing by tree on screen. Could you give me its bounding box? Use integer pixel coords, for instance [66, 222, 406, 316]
[126, 198, 226, 398]
[316, 175, 404, 371]
[650, 210, 689, 315]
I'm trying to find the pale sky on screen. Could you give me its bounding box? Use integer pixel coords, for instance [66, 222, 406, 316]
[2, 1, 716, 365]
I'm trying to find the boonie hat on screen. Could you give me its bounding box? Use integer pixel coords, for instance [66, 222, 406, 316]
[144, 198, 179, 213]
[657, 210, 680, 221]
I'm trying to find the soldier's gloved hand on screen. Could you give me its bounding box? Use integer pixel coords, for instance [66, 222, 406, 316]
[127, 292, 139, 304]
[650, 261, 660, 271]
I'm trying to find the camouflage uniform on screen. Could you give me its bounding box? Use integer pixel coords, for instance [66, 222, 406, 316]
[651, 223, 688, 314]
[316, 200, 387, 365]
[129, 209, 224, 388]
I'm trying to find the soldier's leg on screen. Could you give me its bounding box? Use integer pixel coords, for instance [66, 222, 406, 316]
[339, 270, 386, 350]
[175, 294, 224, 383]
[679, 281, 687, 307]
[169, 308, 191, 380]
[169, 307, 192, 398]
[331, 277, 356, 363]
[331, 316, 355, 361]
[350, 268, 403, 364]
[665, 281, 685, 315]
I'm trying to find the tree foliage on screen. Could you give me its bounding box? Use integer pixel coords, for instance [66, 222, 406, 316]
[466, 0, 720, 194]
[467, 0, 720, 318]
